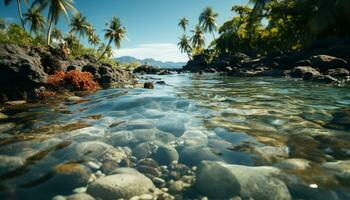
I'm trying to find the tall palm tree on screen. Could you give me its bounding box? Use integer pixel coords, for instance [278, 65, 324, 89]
[70, 12, 90, 50]
[98, 43, 112, 59]
[4, 0, 28, 29]
[177, 34, 192, 59]
[24, 5, 46, 35]
[191, 25, 205, 50]
[178, 17, 189, 33]
[34, 0, 76, 45]
[199, 6, 218, 40]
[98, 16, 126, 61]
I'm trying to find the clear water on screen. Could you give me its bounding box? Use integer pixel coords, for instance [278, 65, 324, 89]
[0, 74, 350, 199]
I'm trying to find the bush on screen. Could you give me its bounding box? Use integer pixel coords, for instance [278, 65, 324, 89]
[47, 70, 100, 92]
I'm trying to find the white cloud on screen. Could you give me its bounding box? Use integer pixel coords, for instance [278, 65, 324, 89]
[113, 43, 188, 62]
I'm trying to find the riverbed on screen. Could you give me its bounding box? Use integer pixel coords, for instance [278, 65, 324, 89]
[0, 74, 349, 200]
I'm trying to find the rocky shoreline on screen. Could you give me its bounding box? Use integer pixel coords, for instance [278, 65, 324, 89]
[183, 42, 350, 84]
[0, 44, 137, 103]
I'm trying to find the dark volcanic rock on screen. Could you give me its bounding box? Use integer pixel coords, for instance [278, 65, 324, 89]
[290, 66, 321, 79]
[310, 55, 347, 71]
[0, 44, 47, 101]
[144, 82, 154, 89]
[82, 64, 136, 87]
[134, 65, 161, 74]
[326, 68, 350, 77]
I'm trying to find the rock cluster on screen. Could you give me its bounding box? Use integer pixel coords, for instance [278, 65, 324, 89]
[184, 44, 350, 83]
[0, 44, 137, 102]
[134, 65, 171, 75]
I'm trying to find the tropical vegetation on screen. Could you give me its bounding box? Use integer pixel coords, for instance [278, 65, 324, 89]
[178, 0, 350, 62]
[1, 0, 127, 66]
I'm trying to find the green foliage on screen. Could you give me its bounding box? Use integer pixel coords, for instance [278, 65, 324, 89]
[0, 24, 33, 45]
[215, 0, 350, 57]
[98, 16, 126, 61]
[199, 6, 219, 38]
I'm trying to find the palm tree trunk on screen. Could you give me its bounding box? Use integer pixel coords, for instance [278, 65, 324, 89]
[98, 38, 113, 61]
[47, 18, 53, 46]
[16, 0, 25, 30]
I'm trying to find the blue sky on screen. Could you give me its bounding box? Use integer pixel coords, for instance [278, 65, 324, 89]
[1, 0, 249, 61]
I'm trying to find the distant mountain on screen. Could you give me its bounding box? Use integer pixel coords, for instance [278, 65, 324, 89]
[116, 56, 186, 69]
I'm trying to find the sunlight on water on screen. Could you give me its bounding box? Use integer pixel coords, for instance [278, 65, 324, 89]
[0, 74, 350, 199]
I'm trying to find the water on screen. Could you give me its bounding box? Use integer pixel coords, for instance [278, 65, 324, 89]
[0, 74, 350, 199]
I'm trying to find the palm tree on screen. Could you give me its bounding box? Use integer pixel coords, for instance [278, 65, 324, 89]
[4, 0, 28, 29]
[88, 31, 100, 50]
[249, 0, 270, 11]
[199, 6, 218, 40]
[191, 25, 205, 51]
[98, 43, 112, 59]
[34, 0, 76, 45]
[177, 34, 192, 59]
[51, 27, 62, 41]
[178, 17, 189, 33]
[70, 12, 90, 51]
[98, 16, 126, 61]
[24, 5, 46, 35]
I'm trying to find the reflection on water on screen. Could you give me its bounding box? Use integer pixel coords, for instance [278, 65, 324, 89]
[0, 73, 350, 199]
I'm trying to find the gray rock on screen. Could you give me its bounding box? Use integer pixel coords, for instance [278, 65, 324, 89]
[326, 68, 350, 77]
[133, 142, 153, 159]
[144, 82, 154, 89]
[168, 180, 185, 194]
[67, 141, 112, 160]
[82, 64, 137, 87]
[0, 44, 47, 101]
[323, 160, 350, 185]
[179, 146, 223, 167]
[290, 66, 321, 79]
[66, 193, 95, 200]
[195, 161, 292, 200]
[194, 161, 241, 199]
[274, 158, 311, 170]
[108, 167, 140, 175]
[40, 163, 91, 195]
[310, 55, 347, 71]
[87, 174, 155, 200]
[0, 155, 24, 175]
[156, 118, 185, 137]
[152, 145, 179, 166]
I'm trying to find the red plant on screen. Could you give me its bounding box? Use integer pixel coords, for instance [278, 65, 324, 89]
[37, 91, 56, 99]
[47, 71, 65, 87]
[47, 70, 100, 92]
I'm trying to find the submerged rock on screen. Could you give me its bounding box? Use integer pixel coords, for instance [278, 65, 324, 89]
[194, 161, 241, 199]
[151, 145, 179, 166]
[323, 160, 350, 185]
[0, 155, 24, 175]
[195, 161, 291, 200]
[179, 146, 223, 167]
[87, 173, 155, 200]
[66, 193, 95, 200]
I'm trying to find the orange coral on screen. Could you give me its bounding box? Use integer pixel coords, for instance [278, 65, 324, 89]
[47, 70, 99, 92]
